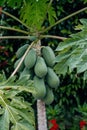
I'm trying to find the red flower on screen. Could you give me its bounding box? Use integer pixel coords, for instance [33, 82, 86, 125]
[49, 119, 57, 124]
[49, 119, 59, 130]
[79, 120, 87, 128]
[50, 124, 59, 130]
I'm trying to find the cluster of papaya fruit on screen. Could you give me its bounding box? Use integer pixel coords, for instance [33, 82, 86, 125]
[14, 44, 60, 105]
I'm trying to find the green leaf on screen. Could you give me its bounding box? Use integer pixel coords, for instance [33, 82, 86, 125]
[0, 95, 35, 129]
[0, 74, 35, 130]
[54, 59, 69, 75]
[77, 61, 87, 73]
[4, 89, 20, 99]
[0, 73, 6, 83]
[0, 75, 34, 93]
[12, 120, 35, 130]
[47, 6, 56, 25]
[14, 109, 35, 126]
[83, 71, 87, 80]
[0, 108, 9, 130]
[79, 19, 87, 30]
[10, 97, 31, 109]
[55, 19, 87, 75]
[75, 19, 87, 31]
[20, 0, 56, 30]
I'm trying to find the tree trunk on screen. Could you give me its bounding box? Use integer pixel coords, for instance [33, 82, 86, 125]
[37, 100, 48, 130]
[35, 40, 47, 130]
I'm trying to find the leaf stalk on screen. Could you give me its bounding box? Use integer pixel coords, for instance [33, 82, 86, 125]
[0, 10, 30, 30]
[41, 7, 87, 33]
[0, 26, 29, 35]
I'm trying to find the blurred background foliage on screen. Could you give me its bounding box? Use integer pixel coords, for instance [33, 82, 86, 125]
[0, 0, 87, 129]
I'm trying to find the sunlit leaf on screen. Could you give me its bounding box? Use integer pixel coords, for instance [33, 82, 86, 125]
[0, 108, 9, 130]
[0, 74, 35, 129]
[12, 120, 35, 130]
[55, 19, 87, 75]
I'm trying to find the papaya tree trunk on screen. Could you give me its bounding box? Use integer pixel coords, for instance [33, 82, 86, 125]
[35, 40, 47, 130]
[37, 100, 48, 130]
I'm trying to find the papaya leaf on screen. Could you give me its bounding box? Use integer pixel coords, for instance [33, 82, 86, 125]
[75, 19, 87, 30]
[20, 0, 56, 30]
[0, 74, 35, 129]
[47, 6, 57, 25]
[79, 19, 87, 29]
[83, 71, 87, 80]
[0, 75, 34, 90]
[11, 120, 35, 130]
[55, 19, 87, 75]
[0, 73, 7, 82]
[0, 108, 9, 130]
[0, 93, 35, 129]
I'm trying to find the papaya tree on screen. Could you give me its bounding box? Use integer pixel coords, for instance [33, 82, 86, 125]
[0, 0, 87, 130]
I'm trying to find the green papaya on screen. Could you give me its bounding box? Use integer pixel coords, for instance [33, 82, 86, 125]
[42, 86, 54, 105]
[46, 67, 60, 89]
[19, 67, 34, 79]
[42, 46, 55, 67]
[24, 48, 36, 69]
[34, 56, 47, 78]
[16, 44, 29, 58]
[33, 76, 46, 99]
[14, 58, 24, 72]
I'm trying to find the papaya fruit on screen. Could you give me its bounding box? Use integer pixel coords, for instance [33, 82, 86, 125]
[16, 44, 29, 58]
[46, 67, 60, 89]
[24, 48, 36, 69]
[33, 76, 46, 99]
[19, 67, 34, 79]
[42, 86, 54, 105]
[14, 58, 24, 72]
[42, 46, 55, 67]
[34, 56, 47, 78]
